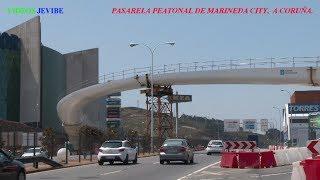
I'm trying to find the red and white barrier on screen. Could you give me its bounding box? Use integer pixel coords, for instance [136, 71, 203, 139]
[269, 145, 286, 150]
[291, 161, 306, 180]
[220, 150, 276, 169]
[290, 140, 320, 180]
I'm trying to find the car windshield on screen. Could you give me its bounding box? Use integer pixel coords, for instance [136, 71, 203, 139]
[102, 141, 122, 148]
[209, 141, 222, 145]
[163, 140, 183, 146]
[25, 148, 41, 153]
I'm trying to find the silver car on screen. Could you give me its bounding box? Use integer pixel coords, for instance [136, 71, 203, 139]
[206, 140, 223, 155]
[159, 139, 194, 164]
[21, 147, 48, 158]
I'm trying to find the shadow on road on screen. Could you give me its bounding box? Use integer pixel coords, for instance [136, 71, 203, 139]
[161, 162, 198, 166]
[100, 162, 141, 166]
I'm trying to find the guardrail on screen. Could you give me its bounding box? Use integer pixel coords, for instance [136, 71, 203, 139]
[60, 56, 320, 97]
[16, 156, 63, 168]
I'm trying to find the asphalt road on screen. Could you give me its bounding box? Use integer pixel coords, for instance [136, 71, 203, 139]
[27, 153, 221, 180]
[184, 163, 292, 180]
[27, 153, 292, 180]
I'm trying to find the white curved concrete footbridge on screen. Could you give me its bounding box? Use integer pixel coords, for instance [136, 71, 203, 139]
[57, 57, 320, 147]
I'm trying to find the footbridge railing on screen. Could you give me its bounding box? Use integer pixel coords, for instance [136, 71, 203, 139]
[63, 56, 320, 95]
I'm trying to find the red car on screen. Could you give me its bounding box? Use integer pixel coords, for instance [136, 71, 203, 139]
[0, 149, 26, 180]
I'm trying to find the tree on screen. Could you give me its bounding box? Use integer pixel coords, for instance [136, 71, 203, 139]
[105, 128, 120, 140]
[40, 128, 55, 158]
[79, 125, 104, 154]
[0, 140, 4, 149]
[266, 128, 281, 145]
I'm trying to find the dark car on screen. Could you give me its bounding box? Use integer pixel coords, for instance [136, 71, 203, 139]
[0, 149, 26, 180]
[159, 139, 194, 165]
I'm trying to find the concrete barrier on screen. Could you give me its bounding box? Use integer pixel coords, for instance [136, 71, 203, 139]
[275, 147, 312, 166]
[274, 149, 287, 166]
[291, 161, 306, 180]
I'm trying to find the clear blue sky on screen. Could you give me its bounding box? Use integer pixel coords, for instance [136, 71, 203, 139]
[1, 0, 320, 130]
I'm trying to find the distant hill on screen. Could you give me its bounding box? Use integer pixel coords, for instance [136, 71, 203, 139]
[120, 107, 277, 147]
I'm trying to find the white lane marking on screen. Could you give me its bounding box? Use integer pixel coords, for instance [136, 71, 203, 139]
[153, 162, 160, 164]
[177, 161, 221, 180]
[250, 172, 292, 178]
[100, 170, 122, 176]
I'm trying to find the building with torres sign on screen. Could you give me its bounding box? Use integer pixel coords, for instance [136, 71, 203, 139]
[283, 91, 320, 147]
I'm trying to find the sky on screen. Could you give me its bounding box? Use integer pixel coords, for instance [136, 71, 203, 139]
[1, 0, 320, 130]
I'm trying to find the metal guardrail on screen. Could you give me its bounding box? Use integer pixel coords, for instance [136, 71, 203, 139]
[16, 156, 63, 167]
[62, 56, 320, 95]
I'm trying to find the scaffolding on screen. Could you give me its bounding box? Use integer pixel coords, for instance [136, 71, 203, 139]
[141, 85, 174, 148]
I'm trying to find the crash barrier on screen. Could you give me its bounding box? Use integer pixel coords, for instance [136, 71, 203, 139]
[260, 151, 277, 168]
[16, 156, 63, 168]
[220, 152, 238, 168]
[220, 151, 276, 169]
[291, 161, 306, 180]
[290, 140, 320, 180]
[274, 147, 312, 166]
[269, 145, 286, 150]
[291, 158, 320, 180]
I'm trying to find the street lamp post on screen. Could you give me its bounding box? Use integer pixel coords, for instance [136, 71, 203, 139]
[273, 106, 283, 145]
[130, 42, 175, 152]
[281, 89, 293, 146]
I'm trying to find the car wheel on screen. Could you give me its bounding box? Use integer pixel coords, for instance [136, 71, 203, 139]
[207, 152, 211, 155]
[109, 161, 114, 165]
[18, 171, 26, 180]
[160, 160, 164, 164]
[98, 161, 104, 166]
[166, 160, 170, 164]
[133, 154, 138, 164]
[123, 154, 129, 164]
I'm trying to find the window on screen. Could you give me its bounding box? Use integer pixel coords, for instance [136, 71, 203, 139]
[25, 148, 41, 153]
[210, 142, 223, 146]
[163, 140, 183, 146]
[123, 142, 130, 148]
[0, 152, 9, 163]
[102, 141, 122, 148]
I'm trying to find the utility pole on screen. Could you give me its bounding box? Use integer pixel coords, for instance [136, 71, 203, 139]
[175, 91, 179, 138]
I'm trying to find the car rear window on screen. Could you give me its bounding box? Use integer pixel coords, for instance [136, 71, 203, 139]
[163, 140, 183, 146]
[25, 148, 41, 153]
[102, 141, 122, 148]
[209, 141, 223, 145]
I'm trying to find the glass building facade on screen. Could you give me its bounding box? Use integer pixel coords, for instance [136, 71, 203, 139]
[41, 46, 66, 134]
[0, 32, 21, 122]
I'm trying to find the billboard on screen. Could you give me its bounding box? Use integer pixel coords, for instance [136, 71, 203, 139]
[260, 119, 269, 132]
[106, 98, 121, 120]
[224, 119, 240, 132]
[168, 95, 192, 103]
[106, 98, 121, 106]
[288, 104, 320, 114]
[243, 119, 257, 132]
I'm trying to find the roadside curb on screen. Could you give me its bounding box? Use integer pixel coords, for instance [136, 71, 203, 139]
[26, 161, 97, 174]
[26, 154, 158, 174]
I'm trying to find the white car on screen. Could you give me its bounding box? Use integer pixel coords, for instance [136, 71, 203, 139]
[98, 140, 138, 165]
[206, 140, 223, 155]
[21, 147, 48, 158]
